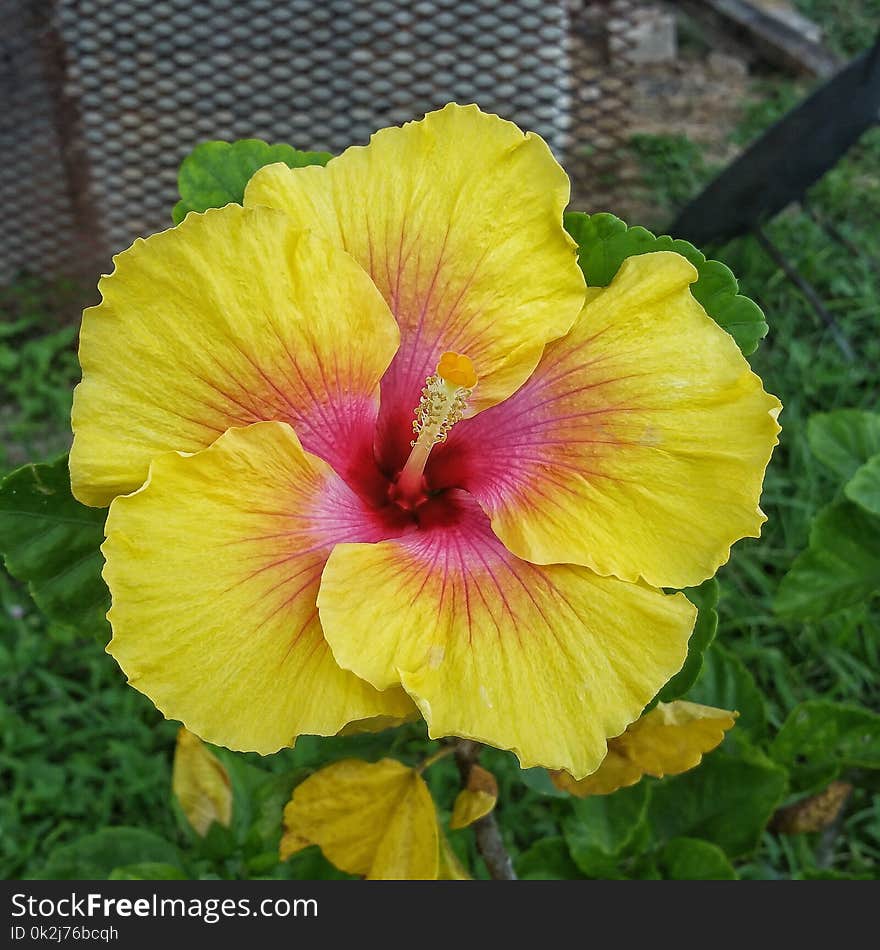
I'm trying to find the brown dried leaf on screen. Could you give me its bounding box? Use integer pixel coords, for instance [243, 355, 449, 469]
[450, 764, 499, 829]
[771, 781, 853, 835]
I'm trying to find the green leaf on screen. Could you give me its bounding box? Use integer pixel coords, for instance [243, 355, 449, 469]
[283, 729, 408, 770]
[563, 211, 768, 354]
[0, 456, 109, 638]
[845, 453, 880, 516]
[658, 837, 738, 880]
[516, 837, 583, 880]
[628, 855, 663, 879]
[655, 578, 719, 704]
[246, 769, 309, 853]
[207, 746, 284, 846]
[31, 828, 182, 880]
[775, 501, 880, 619]
[562, 783, 651, 878]
[807, 410, 880, 481]
[172, 139, 332, 225]
[246, 851, 286, 877]
[686, 642, 767, 744]
[771, 701, 880, 792]
[646, 748, 786, 858]
[801, 869, 874, 880]
[191, 818, 237, 862]
[108, 863, 187, 880]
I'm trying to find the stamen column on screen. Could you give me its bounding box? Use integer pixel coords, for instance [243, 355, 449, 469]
[392, 352, 477, 506]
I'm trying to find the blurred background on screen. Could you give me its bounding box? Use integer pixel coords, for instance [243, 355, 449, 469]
[1, 0, 878, 880]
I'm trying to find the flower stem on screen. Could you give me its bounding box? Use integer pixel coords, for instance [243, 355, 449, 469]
[454, 739, 518, 881]
[417, 744, 455, 774]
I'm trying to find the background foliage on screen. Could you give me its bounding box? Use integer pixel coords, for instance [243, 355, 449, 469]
[1, 3, 878, 880]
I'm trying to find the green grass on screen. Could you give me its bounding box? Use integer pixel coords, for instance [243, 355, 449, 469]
[793, 0, 880, 58]
[628, 133, 715, 225]
[0, 571, 179, 880]
[649, 42, 880, 873]
[0, 276, 84, 472]
[710, 129, 880, 874]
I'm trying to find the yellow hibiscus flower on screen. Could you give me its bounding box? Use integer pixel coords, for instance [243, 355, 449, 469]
[70, 103, 780, 779]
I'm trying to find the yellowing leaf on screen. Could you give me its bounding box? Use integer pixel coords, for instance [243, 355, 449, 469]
[450, 790, 497, 830]
[278, 829, 312, 862]
[438, 832, 471, 880]
[280, 758, 439, 880]
[553, 701, 737, 797]
[171, 728, 232, 835]
[450, 764, 498, 829]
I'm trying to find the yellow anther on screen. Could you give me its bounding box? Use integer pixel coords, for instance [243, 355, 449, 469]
[392, 354, 477, 505]
[437, 351, 478, 390]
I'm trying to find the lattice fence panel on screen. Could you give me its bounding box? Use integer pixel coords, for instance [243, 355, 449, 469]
[1, 0, 649, 299]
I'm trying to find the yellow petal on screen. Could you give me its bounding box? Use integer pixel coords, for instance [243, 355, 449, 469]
[450, 764, 498, 830]
[335, 714, 419, 737]
[620, 700, 738, 775]
[244, 103, 585, 473]
[441, 251, 781, 589]
[281, 758, 439, 880]
[103, 421, 415, 754]
[171, 728, 232, 835]
[553, 700, 738, 797]
[71, 204, 399, 506]
[552, 747, 644, 797]
[317, 494, 695, 779]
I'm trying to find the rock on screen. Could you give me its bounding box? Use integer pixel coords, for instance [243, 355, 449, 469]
[618, 5, 677, 65]
[707, 51, 750, 78]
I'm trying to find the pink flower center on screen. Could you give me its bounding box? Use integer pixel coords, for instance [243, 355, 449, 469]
[346, 353, 477, 528]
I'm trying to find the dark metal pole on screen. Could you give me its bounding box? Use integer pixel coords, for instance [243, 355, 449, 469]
[754, 224, 855, 362]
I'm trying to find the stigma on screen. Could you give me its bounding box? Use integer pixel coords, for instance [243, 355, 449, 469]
[391, 352, 477, 508]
